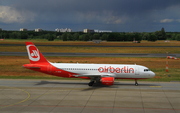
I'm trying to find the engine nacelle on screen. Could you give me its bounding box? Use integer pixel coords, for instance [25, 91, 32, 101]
[101, 77, 114, 85]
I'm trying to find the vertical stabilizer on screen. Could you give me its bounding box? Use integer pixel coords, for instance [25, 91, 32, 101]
[25, 42, 49, 64]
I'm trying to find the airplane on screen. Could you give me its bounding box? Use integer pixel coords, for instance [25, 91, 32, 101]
[23, 42, 155, 86]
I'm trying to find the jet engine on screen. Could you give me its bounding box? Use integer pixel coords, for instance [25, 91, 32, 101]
[101, 77, 114, 85]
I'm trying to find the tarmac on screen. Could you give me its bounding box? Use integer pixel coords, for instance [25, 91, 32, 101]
[1, 52, 180, 57]
[0, 79, 180, 113]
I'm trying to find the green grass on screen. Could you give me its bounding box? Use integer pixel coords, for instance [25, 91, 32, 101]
[1, 46, 180, 53]
[1, 39, 180, 46]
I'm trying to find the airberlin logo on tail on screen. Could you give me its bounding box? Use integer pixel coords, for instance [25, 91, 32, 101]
[27, 45, 40, 61]
[31, 50, 39, 57]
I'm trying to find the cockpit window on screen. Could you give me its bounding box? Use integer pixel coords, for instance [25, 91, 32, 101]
[144, 69, 150, 72]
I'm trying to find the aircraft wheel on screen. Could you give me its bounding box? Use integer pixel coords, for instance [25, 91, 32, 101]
[135, 83, 138, 86]
[135, 80, 138, 86]
[88, 81, 94, 86]
[88, 83, 93, 86]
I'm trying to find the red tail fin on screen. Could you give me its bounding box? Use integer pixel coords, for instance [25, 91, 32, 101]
[26, 42, 49, 64]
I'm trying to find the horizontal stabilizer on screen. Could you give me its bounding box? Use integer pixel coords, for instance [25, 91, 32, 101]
[23, 66, 41, 69]
[23, 64, 41, 69]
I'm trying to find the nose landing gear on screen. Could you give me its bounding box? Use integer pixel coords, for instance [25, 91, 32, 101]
[135, 79, 138, 86]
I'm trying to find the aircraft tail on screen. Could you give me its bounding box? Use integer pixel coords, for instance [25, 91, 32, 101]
[25, 42, 49, 64]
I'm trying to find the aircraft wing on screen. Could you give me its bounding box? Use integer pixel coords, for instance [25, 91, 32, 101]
[71, 73, 116, 77]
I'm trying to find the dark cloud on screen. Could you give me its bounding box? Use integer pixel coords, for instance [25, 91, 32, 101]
[13, 0, 180, 15]
[1, 0, 180, 31]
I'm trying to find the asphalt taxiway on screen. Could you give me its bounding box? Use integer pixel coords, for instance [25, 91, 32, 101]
[0, 79, 180, 113]
[1, 52, 180, 57]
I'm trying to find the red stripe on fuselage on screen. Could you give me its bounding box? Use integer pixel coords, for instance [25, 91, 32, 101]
[23, 63, 79, 78]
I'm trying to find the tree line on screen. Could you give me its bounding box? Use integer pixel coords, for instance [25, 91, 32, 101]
[0, 28, 180, 42]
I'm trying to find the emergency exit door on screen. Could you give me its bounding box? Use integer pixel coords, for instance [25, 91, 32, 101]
[135, 66, 139, 75]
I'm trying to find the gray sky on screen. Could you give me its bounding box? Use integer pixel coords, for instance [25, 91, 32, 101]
[0, 0, 180, 32]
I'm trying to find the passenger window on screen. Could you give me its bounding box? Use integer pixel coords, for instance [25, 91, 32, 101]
[144, 69, 150, 72]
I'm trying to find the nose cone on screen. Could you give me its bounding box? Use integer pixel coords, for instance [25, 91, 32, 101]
[151, 71, 155, 78]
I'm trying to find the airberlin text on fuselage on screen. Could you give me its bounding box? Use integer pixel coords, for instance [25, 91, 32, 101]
[98, 66, 134, 73]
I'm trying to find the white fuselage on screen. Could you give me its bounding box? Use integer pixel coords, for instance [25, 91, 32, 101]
[50, 63, 155, 79]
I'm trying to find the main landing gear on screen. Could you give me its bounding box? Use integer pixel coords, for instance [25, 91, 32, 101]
[135, 79, 138, 86]
[88, 81, 94, 86]
[88, 77, 98, 86]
